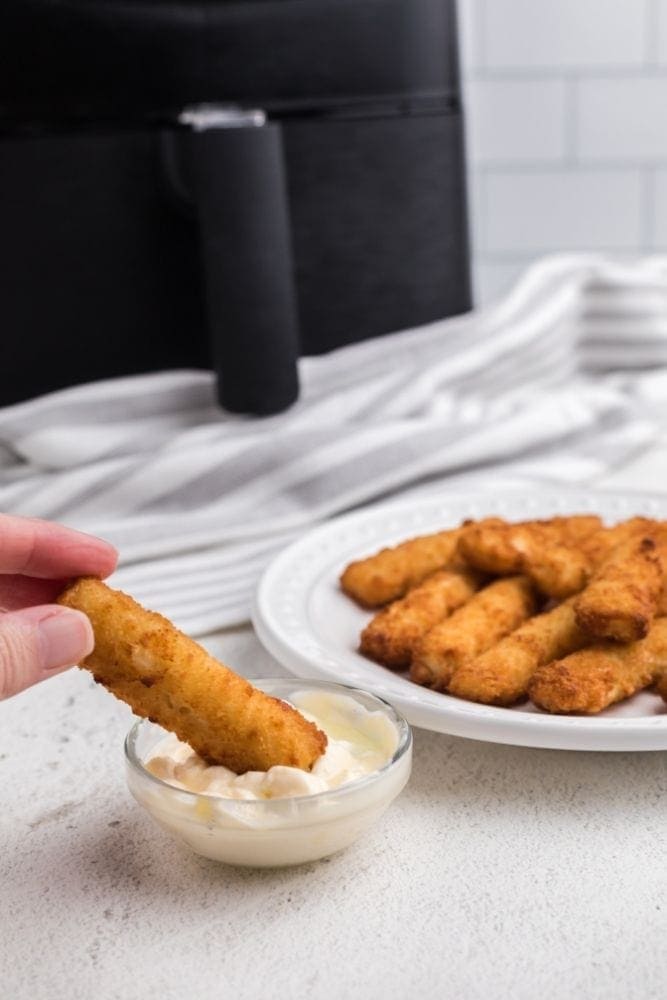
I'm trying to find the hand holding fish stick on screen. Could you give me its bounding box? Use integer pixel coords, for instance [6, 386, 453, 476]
[0, 515, 117, 700]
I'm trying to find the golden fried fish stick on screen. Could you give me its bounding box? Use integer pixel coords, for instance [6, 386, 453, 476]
[359, 567, 482, 670]
[456, 517, 526, 574]
[579, 517, 656, 565]
[58, 578, 326, 773]
[457, 515, 601, 576]
[516, 538, 591, 599]
[560, 515, 607, 544]
[410, 577, 537, 691]
[574, 535, 663, 642]
[558, 516, 657, 593]
[529, 618, 667, 714]
[340, 528, 463, 608]
[447, 597, 588, 706]
[518, 516, 658, 600]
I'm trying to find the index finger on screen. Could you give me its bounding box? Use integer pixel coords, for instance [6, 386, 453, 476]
[0, 514, 118, 579]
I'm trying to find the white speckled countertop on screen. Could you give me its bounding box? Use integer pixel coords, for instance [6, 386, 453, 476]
[3, 444, 667, 1000]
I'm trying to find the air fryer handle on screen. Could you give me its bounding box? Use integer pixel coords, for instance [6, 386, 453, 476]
[186, 119, 300, 415]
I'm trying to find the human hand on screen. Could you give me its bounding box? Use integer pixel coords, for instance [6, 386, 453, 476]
[0, 515, 117, 700]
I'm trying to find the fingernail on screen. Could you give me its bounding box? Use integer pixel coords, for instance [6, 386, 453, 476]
[36, 608, 94, 671]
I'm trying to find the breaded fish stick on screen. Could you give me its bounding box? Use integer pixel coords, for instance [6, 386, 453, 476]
[410, 576, 537, 691]
[447, 597, 588, 706]
[530, 618, 667, 714]
[340, 528, 463, 608]
[457, 515, 601, 576]
[574, 535, 663, 642]
[359, 567, 482, 670]
[58, 578, 327, 773]
[580, 517, 656, 565]
[518, 516, 658, 599]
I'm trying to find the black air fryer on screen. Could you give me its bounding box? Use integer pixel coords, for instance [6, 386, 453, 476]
[0, 0, 470, 414]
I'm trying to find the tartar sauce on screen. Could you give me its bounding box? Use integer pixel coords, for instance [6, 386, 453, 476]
[146, 690, 399, 799]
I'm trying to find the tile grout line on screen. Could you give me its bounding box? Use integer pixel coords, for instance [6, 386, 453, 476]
[563, 76, 579, 165]
[466, 162, 667, 174]
[463, 67, 667, 82]
[477, 0, 487, 71]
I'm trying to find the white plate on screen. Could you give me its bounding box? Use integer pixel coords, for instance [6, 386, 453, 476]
[253, 490, 667, 751]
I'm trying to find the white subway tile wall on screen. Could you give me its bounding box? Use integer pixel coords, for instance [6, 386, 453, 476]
[466, 80, 567, 164]
[576, 79, 667, 160]
[459, 0, 667, 304]
[483, 0, 648, 70]
[485, 171, 644, 253]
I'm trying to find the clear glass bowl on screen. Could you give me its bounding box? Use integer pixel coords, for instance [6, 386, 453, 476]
[125, 678, 412, 868]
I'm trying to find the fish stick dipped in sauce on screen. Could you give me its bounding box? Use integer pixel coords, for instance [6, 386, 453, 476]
[359, 567, 483, 670]
[57, 577, 327, 774]
[410, 576, 537, 691]
[340, 527, 464, 608]
[529, 618, 667, 714]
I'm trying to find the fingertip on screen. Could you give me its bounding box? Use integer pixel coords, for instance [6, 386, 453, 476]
[77, 532, 119, 577]
[0, 605, 95, 699]
[65, 607, 95, 659]
[97, 546, 119, 579]
[35, 606, 95, 672]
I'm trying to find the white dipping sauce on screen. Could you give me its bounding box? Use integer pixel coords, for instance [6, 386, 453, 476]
[127, 688, 412, 867]
[146, 690, 399, 800]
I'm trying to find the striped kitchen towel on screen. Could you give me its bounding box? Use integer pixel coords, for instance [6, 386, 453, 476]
[2, 253, 667, 634]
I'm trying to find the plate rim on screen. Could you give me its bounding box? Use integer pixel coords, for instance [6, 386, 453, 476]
[252, 488, 667, 751]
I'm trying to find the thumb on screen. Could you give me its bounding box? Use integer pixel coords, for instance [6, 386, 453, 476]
[0, 605, 94, 700]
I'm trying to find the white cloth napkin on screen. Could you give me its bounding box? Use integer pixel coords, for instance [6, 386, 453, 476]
[3, 253, 667, 634]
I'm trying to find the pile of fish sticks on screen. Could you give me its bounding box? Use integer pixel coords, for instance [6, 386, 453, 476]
[341, 515, 667, 714]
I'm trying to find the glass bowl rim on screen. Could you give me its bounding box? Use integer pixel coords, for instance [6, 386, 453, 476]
[124, 677, 413, 809]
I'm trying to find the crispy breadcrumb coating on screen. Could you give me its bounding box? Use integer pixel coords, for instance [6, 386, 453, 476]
[340, 528, 463, 608]
[579, 517, 656, 566]
[347, 513, 667, 714]
[457, 515, 601, 577]
[518, 517, 658, 599]
[447, 597, 588, 706]
[530, 618, 667, 714]
[410, 576, 537, 691]
[58, 578, 327, 773]
[515, 539, 591, 599]
[574, 535, 663, 642]
[359, 567, 482, 670]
